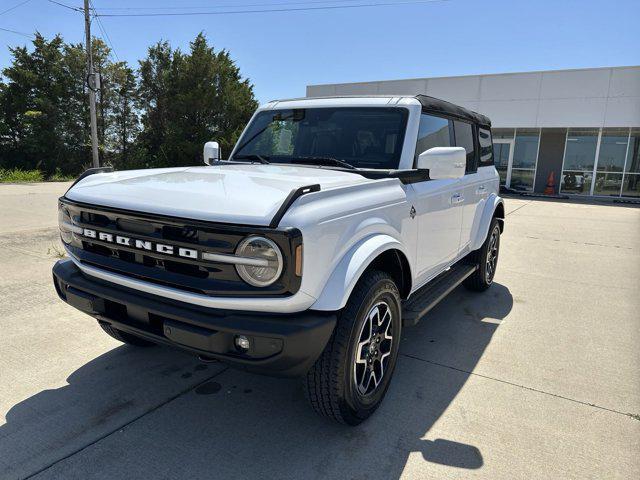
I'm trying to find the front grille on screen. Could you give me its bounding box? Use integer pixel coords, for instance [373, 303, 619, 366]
[62, 199, 302, 297]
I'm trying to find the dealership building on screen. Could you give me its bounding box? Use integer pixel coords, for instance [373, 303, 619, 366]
[307, 66, 640, 198]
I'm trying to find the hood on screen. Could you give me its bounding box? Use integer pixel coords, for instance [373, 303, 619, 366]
[65, 164, 372, 226]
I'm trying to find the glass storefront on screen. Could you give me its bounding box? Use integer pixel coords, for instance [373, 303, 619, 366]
[559, 127, 639, 197]
[561, 128, 598, 196]
[593, 129, 629, 196]
[491, 126, 638, 198]
[492, 128, 539, 192]
[622, 128, 640, 197]
[511, 129, 539, 192]
[493, 142, 510, 186]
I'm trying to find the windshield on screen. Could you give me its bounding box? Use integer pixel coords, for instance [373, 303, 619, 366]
[232, 107, 408, 169]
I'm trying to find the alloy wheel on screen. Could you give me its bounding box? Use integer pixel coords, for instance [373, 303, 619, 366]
[485, 226, 500, 283]
[353, 301, 394, 396]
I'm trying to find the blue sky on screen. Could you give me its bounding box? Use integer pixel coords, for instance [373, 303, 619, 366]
[1, 0, 639, 103]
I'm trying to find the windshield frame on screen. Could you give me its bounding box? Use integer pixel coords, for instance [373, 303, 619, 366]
[230, 106, 410, 171]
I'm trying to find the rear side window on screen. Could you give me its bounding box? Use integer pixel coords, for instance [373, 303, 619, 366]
[414, 113, 453, 164]
[454, 120, 477, 173]
[478, 127, 494, 166]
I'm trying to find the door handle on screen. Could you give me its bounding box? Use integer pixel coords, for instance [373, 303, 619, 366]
[450, 193, 464, 204]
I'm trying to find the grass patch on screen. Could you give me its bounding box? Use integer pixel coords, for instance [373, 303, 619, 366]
[48, 169, 76, 182]
[0, 168, 77, 183]
[0, 168, 44, 182]
[47, 244, 66, 259]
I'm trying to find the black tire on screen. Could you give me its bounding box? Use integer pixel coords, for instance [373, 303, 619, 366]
[464, 217, 501, 292]
[99, 322, 156, 347]
[303, 270, 402, 425]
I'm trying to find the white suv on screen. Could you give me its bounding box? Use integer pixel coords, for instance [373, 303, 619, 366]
[53, 95, 504, 424]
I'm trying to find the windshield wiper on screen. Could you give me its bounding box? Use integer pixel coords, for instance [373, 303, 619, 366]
[290, 156, 357, 170]
[233, 154, 270, 164]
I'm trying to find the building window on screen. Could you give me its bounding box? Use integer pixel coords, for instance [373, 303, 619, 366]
[414, 114, 452, 164]
[593, 128, 629, 196]
[622, 128, 640, 197]
[511, 128, 539, 192]
[493, 142, 510, 186]
[561, 128, 599, 195]
[453, 120, 476, 173]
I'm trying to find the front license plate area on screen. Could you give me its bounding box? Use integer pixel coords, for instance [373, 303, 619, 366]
[66, 287, 105, 315]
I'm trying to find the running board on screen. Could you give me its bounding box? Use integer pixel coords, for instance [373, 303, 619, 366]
[402, 263, 478, 326]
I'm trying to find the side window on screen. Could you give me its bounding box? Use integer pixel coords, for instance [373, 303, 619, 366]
[414, 113, 453, 165]
[454, 120, 477, 173]
[478, 127, 494, 166]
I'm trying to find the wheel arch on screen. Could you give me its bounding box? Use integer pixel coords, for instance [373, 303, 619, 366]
[493, 201, 505, 232]
[367, 248, 412, 300]
[310, 235, 413, 311]
[470, 194, 505, 251]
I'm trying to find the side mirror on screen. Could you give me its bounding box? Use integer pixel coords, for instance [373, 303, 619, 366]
[203, 141, 221, 165]
[417, 147, 466, 180]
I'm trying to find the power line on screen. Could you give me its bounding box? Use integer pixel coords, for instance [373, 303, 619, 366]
[89, 0, 401, 11]
[0, 26, 34, 38]
[95, 0, 448, 17]
[0, 0, 34, 17]
[90, 0, 120, 61]
[47, 0, 83, 12]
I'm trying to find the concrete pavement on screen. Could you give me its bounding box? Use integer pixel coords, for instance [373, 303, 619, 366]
[0, 183, 638, 479]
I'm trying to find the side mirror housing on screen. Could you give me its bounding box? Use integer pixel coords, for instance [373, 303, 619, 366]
[203, 141, 221, 165]
[417, 147, 466, 180]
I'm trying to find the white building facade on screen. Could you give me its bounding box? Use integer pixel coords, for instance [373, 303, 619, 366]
[307, 66, 640, 198]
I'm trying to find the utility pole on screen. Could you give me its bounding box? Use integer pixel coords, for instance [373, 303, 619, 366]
[84, 0, 100, 168]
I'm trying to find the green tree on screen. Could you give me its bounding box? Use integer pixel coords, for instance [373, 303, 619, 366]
[137, 40, 173, 167]
[0, 32, 257, 175]
[0, 35, 111, 174]
[138, 33, 257, 167]
[0, 34, 69, 173]
[102, 62, 140, 169]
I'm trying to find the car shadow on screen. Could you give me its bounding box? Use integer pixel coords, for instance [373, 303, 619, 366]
[1, 283, 512, 480]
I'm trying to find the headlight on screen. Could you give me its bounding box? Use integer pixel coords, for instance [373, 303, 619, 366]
[235, 236, 283, 287]
[58, 206, 73, 244]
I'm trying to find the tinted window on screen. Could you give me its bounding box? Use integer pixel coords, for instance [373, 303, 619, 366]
[233, 107, 408, 170]
[597, 128, 629, 172]
[513, 129, 540, 169]
[414, 114, 452, 164]
[454, 120, 477, 173]
[564, 129, 598, 170]
[627, 128, 640, 173]
[478, 127, 493, 166]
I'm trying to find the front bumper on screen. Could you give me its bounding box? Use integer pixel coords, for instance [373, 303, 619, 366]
[52, 259, 336, 377]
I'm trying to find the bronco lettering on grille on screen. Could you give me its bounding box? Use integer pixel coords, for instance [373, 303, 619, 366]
[82, 228, 198, 260]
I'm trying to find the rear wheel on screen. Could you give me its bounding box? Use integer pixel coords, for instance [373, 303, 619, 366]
[99, 322, 156, 347]
[464, 217, 501, 292]
[303, 270, 402, 425]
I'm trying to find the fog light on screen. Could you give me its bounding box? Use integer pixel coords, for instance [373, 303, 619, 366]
[235, 335, 250, 352]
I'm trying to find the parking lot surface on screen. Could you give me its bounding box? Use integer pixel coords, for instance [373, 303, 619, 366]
[1, 182, 639, 479]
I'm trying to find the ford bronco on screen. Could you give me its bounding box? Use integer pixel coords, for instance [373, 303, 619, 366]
[53, 95, 504, 425]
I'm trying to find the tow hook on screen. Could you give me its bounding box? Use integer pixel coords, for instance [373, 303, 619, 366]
[197, 354, 217, 363]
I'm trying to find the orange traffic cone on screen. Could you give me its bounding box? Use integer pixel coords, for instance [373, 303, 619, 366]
[544, 171, 556, 195]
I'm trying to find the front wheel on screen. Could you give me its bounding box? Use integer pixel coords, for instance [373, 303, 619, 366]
[464, 217, 501, 291]
[303, 270, 402, 425]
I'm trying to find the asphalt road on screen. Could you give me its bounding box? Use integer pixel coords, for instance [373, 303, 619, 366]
[1, 182, 639, 479]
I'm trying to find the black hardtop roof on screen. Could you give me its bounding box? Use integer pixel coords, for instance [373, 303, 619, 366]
[415, 95, 491, 127]
[272, 94, 491, 128]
